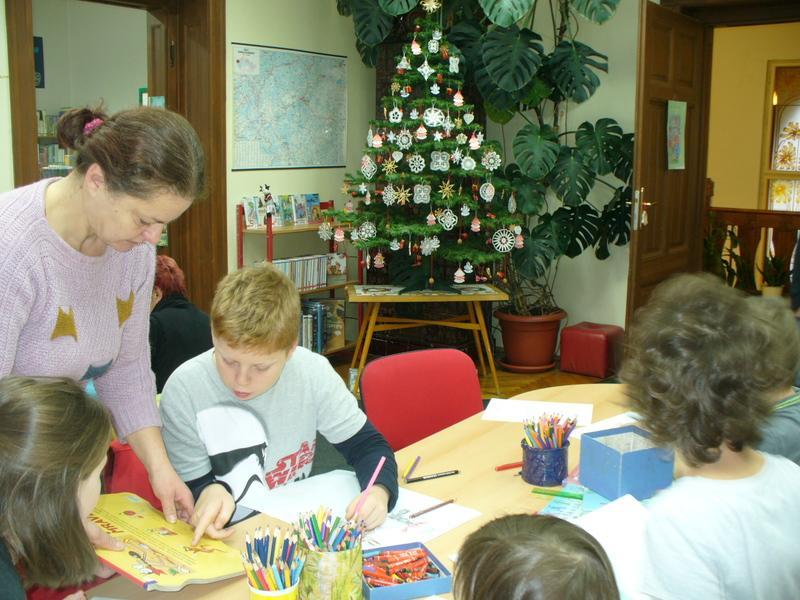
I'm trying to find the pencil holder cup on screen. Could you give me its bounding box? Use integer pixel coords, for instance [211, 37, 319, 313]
[298, 543, 362, 600]
[249, 582, 299, 600]
[521, 440, 569, 487]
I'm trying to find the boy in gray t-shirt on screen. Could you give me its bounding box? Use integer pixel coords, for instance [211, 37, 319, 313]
[160, 264, 398, 546]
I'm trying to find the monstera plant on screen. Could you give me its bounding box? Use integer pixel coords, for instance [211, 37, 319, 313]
[339, 0, 632, 370]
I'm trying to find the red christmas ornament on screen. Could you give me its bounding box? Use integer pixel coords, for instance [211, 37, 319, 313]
[415, 24, 421, 32]
[405, 85, 413, 94]
[351, 192, 357, 197]
[437, 73, 444, 84]
[446, 88, 453, 96]
[441, 46, 449, 59]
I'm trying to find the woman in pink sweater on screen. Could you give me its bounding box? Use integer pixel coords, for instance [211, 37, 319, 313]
[0, 106, 204, 547]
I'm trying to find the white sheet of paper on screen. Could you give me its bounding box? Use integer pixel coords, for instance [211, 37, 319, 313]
[576, 494, 649, 600]
[240, 470, 481, 549]
[481, 398, 594, 425]
[571, 411, 640, 440]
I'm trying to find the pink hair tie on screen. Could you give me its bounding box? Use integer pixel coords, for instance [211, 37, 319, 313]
[83, 118, 104, 136]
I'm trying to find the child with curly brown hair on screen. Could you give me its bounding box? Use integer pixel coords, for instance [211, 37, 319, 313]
[621, 273, 800, 599]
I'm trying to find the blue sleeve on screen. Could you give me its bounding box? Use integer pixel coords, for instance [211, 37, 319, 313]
[791, 238, 800, 310]
[332, 419, 399, 511]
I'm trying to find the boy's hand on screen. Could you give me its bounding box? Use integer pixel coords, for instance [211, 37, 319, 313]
[191, 483, 236, 546]
[346, 485, 390, 530]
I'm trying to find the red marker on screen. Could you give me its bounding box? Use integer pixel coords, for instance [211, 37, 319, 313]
[494, 461, 523, 472]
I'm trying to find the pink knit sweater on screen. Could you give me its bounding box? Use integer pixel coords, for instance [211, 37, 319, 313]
[0, 178, 159, 438]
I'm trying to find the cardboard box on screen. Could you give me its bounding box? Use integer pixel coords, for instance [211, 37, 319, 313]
[579, 425, 674, 501]
[362, 542, 451, 600]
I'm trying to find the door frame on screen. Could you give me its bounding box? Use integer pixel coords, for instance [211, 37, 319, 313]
[4, 0, 226, 311]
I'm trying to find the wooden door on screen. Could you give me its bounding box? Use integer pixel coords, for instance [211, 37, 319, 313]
[5, 0, 226, 311]
[626, 0, 711, 321]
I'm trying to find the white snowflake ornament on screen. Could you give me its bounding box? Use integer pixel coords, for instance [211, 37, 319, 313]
[437, 208, 458, 230]
[420, 236, 440, 256]
[423, 107, 445, 127]
[396, 129, 413, 150]
[430, 83, 440, 95]
[482, 150, 502, 171]
[383, 184, 397, 206]
[463, 261, 474, 274]
[460, 204, 470, 217]
[388, 107, 403, 123]
[318, 222, 333, 241]
[443, 117, 454, 135]
[451, 148, 463, 163]
[461, 156, 476, 171]
[408, 154, 426, 173]
[387, 131, 397, 143]
[417, 59, 435, 81]
[449, 56, 460, 73]
[358, 183, 368, 194]
[480, 182, 495, 202]
[413, 184, 432, 204]
[492, 228, 516, 253]
[428, 39, 440, 54]
[359, 221, 377, 239]
[360, 155, 377, 180]
[430, 151, 450, 172]
[456, 133, 467, 145]
[433, 131, 443, 142]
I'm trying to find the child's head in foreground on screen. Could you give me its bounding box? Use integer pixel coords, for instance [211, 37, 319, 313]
[454, 514, 619, 600]
[210, 264, 301, 400]
[0, 376, 113, 588]
[620, 272, 800, 467]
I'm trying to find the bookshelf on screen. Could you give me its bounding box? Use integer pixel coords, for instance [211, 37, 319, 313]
[37, 135, 73, 179]
[235, 203, 362, 357]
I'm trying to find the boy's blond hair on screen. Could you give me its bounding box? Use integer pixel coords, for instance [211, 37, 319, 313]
[211, 264, 300, 352]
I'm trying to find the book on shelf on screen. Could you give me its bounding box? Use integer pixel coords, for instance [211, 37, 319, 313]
[276, 194, 295, 226]
[300, 299, 346, 354]
[272, 254, 327, 292]
[304, 193, 322, 223]
[291, 194, 308, 225]
[326, 252, 348, 285]
[321, 299, 346, 353]
[89, 493, 242, 592]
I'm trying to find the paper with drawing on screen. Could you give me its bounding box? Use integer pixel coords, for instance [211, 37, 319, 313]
[240, 470, 481, 549]
[482, 398, 594, 425]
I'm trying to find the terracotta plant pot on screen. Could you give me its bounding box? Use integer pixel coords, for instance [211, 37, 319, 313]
[495, 309, 567, 373]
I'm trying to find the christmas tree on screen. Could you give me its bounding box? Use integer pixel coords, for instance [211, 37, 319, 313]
[319, 14, 522, 291]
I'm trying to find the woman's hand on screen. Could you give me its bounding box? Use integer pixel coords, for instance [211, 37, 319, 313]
[346, 485, 390, 530]
[190, 484, 236, 546]
[150, 464, 195, 523]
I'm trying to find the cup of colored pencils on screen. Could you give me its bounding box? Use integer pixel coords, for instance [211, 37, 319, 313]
[242, 526, 305, 599]
[521, 414, 577, 486]
[296, 507, 363, 599]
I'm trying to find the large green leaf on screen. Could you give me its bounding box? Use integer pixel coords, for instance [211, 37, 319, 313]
[550, 146, 596, 206]
[512, 220, 561, 280]
[571, 0, 620, 24]
[336, 0, 352, 16]
[519, 77, 553, 111]
[547, 41, 608, 103]
[479, 0, 534, 27]
[481, 26, 543, 92]
[594, 186, 631, 259]
[512, 123, 560, 180]
[378, 0, 416, 16]
[550, 205, 601, 258]
[356, 39, 378, 67]
[351, 0, 394, 46]
[613, 132, 634, 184]
[472, 53, 520, 112]
[512, 177, 547, 214]
[485, 102, 516, 124]
[448, 20, 483, 63]
[575, 118, 623, 176]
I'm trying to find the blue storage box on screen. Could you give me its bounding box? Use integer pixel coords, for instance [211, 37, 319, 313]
[579, 425, 674, 501]
[362, 542, 452, 600]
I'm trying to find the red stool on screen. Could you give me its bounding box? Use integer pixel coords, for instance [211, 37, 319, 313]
[559, 322, 624, 378]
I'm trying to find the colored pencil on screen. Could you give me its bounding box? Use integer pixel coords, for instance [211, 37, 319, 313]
[403, 456, 421, 481]
[409, 498, 455, 519]
[243, 527, 305, 591]
[494, 461, 523, 471]
[530, 487, 584, 500]
[353, 456, 386, 517]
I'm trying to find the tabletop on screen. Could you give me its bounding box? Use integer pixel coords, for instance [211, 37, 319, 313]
[346, 284, 509, 304]
[90, 383, 629, 599]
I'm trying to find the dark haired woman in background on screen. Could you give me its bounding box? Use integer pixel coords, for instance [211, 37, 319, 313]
[150, 254, 212, 393]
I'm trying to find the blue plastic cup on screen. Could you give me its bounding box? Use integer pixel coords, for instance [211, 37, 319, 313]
[521, 440, 569, 487]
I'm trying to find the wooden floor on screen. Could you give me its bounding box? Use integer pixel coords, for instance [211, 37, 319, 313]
[331, 354, 601, 398]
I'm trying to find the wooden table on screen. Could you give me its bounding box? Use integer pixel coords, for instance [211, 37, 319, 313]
[91, 383, 628, 599]
[347, 284, 509, 396]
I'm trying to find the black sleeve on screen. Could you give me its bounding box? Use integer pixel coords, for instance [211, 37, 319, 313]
[185, 471, 233, 502]
[792, 239, 800, 310]
[332, 419, 399, 511]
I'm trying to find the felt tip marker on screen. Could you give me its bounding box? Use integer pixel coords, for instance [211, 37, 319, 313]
[405, 470, 459, 483]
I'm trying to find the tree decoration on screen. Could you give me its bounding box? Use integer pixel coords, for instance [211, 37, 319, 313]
[482, 150, 502, 171]
[437, 208, 458, 230]
[492, 228, 516, 253]
[454, 267, 465, 283]
[480, 182, 495, 201]
[426, 212, 436, 226]
[389, 106, 403, 122]
[463, 261, 474, 274]
[420, 236, 440, 255]
[382, 159, 398, 174]
[413, 183, 432, 204]
[359, 221, 377, 239]
[439, 179, 456, 199]
[318, 222, 333, 241]
[408, 154, 426, 173]
[374, 251, 385, 269]
[396, 129, 413, 149]
[334, 227, 345, 242]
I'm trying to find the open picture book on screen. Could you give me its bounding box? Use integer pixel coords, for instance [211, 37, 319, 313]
[89, 493, 243, 592]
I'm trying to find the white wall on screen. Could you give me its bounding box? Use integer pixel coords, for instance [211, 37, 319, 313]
[226, 0, 376, 270]
[0, 0, 13, 192]
[486, 0, 639, 328]
[32, 0, 146, 114]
